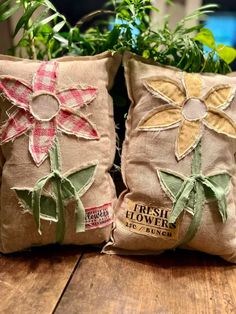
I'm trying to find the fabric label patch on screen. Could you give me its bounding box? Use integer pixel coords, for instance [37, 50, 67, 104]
[125, 200, 179, 240]
[85, 202, 113, 230]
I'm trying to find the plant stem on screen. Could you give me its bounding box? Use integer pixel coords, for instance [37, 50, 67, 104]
[76, 10, 115, 27]
[22, 0, 36, 59]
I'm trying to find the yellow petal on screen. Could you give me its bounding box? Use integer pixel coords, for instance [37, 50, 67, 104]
[183, 73, 202, 98]
[176, 119, 202, 160]
[139, 105, 182, 130]
[204, 85, 235, 109]
[144, 78, 185, 106]
[204, 108, 236, 138]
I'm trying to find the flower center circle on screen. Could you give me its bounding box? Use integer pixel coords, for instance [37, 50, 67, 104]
[30, 92, 60, 121]
[182, 98, 207, 121]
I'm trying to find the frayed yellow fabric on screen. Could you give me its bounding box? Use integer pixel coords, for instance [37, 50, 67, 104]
[141, 72, 236, 160]
[144, 78, 185, 106]
[204, 108, 236, 138]
[176, 119, 202, 160]
[139, 105, 181, 129]
[204, 85, 234, 109]
[183, 73, 202, 98]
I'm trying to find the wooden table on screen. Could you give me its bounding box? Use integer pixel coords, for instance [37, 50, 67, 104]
[0, 246, 235, 314]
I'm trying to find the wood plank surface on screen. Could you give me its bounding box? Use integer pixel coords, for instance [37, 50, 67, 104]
[0, 245, 82, 314]
[55, 250, 236, 314]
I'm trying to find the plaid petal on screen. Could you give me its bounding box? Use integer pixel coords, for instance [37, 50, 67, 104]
[57, 109, 99, 139]
[33, 62, 58, 93]
[57, 86, 97, 109]
[1, 109, 32, 143]
[29, 120, 56, 166]
[0, 77, 32, 110]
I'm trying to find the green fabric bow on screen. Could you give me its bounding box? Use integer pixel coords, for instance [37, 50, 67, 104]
[169, 173, 228, 225]
[32, 170, 86, 237]
[158, 142, 231, 246]
[13, 138, 98, 243]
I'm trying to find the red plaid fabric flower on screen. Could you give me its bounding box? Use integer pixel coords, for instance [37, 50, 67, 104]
[0, 62, 98, 166]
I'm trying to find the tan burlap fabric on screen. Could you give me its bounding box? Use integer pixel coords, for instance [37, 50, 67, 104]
[104, 53, 236, 263]
[0, 52, 121, 253]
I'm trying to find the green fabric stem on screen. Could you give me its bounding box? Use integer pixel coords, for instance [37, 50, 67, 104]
[61, 177, 86, 233]
[49, 138, 62, 172]
[52, 177, 65, 244]
[191, 140, 202, 175]
[175, 181, 205, 248]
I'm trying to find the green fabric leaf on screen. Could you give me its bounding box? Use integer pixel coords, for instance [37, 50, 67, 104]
[66, 163, 97, 197]
[204, 172, 231, 201]
[14, 188, 58, 222]
[158, 170, 184, 199]
[32, 172, 56, 233]
[39, 195, 58, 221]
[158, 170, 195, 212]
[15, 188, 32, 209]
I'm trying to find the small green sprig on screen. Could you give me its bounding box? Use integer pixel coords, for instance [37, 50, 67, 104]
[0, 0, 235, 73]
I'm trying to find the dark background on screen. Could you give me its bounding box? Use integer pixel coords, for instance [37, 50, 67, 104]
[51, 0, 236, 25]
[51, 0, 108, 25]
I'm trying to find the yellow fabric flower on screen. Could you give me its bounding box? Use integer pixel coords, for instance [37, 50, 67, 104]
[139, 73, 236, 160]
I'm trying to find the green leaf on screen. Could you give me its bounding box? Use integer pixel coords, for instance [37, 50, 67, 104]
[142, 49, 150, 59]
[14, 188, 58, 222]
[0, 0, 11, 15]
[66, 163, 98, 196]
[53, 20, 66, 33]
[216, 45, 236, 64]
[105, 26, 120, 49]
[43, 0, 58, 12]
[39, 195, 58, 221]
[0, 3, 20, 22]
[205, 173, 231, 200]
[13, 2, 41, 37]
[53, 33, 68, 45]
[38, 12, 58, 26]
[194, 28, 216, 50]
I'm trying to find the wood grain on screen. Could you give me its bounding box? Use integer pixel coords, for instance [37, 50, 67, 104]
[55, 250, 236, 314]
[0, 245, 82, 314]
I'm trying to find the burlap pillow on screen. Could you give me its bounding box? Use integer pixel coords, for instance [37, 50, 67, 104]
[104, 52, 236, 263]
[0, 52, 121, 253]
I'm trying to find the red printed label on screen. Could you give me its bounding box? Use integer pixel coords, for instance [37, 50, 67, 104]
[85, 202, 113, 230]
